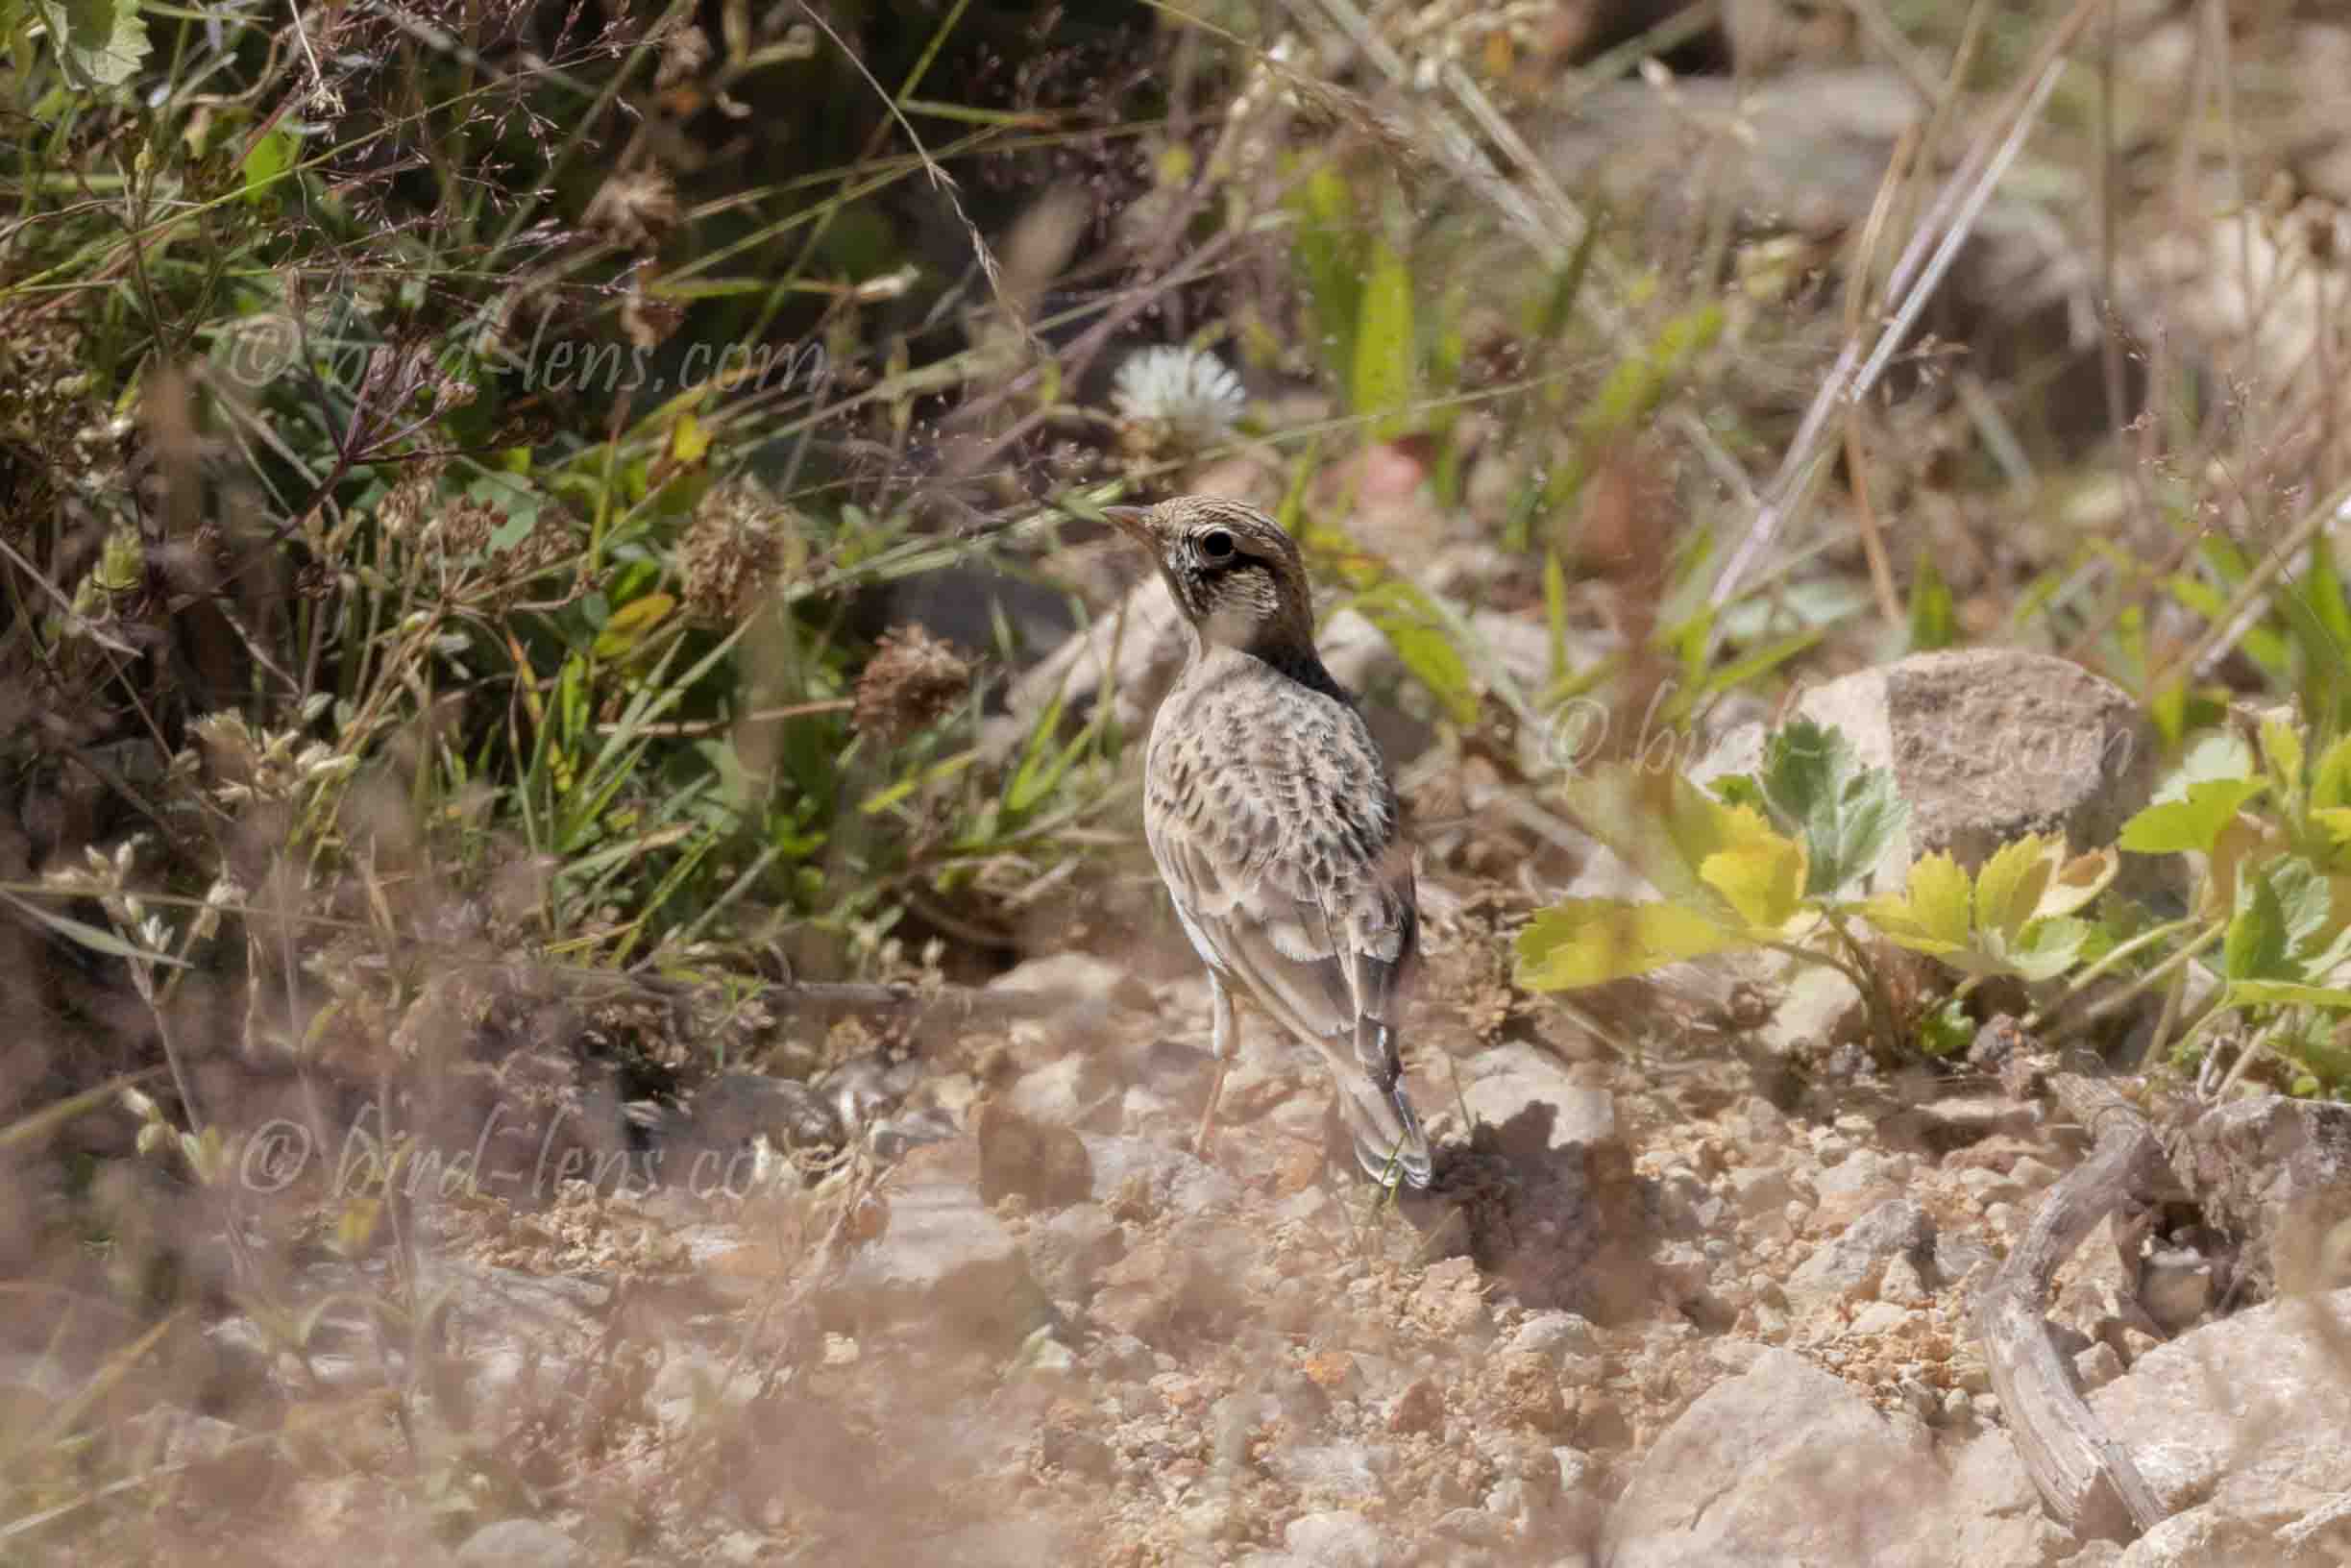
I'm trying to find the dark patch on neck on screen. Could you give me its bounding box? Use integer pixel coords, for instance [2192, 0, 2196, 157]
[1248, 637, 1348, 701]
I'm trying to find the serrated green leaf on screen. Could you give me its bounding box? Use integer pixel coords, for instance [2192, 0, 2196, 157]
[31, 0, 149, 86]
[1975, 834, 2062, 939]
[1865, 849, 1973, 950]
[1513, 898, 1746, 990]
[2118, 776, 2267, 854]
[1757, 718, 1906, 896]
[1699, 834, 1808, 932]
[2007, 916, 2090, 982]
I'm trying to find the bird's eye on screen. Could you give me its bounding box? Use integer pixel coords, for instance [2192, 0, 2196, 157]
[1198, 528, 1236, 561]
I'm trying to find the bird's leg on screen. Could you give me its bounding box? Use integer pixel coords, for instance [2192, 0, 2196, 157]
[1192, 975, 1237, 1160]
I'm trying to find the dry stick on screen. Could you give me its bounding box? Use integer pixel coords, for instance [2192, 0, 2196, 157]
[1710, 0, 2108, 615]
[1975, 1070, 2171, 1541]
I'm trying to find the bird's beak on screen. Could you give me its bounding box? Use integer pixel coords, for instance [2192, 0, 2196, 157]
[1101, 503, 1153, 541]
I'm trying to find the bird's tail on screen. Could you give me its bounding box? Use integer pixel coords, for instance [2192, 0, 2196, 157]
[1334, 1066, 1433, 1189]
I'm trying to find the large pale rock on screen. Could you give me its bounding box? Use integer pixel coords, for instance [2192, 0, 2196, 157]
[2094, 1287, 2351, 1565]
[1607, 1349, 2072, 1568]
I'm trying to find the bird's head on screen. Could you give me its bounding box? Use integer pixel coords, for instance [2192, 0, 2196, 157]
[1102, 497, 1316, 661]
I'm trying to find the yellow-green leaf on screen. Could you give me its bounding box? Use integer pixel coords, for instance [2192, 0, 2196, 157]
[1866, 849, 1973, 950]
[1514, 899, 1745, 990]
[593, 593, 675, 659]
[668, 411, 712, 466]
[1974, 833, 2062, 941]
[1700, 834, 1807, 931]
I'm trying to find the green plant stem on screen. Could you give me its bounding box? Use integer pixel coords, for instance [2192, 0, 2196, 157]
[2043, 922, 2226, 1047]
[2021, 916, 2202, 1031]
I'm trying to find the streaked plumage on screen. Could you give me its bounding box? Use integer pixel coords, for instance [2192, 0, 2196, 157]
[1104, 497, 1433, 1189]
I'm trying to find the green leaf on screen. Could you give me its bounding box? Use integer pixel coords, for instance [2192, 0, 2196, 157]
[242, 126, 296, 203]
[2313, 735, 2351, 812]
[1907, 549, 1956, 652]
[1755, 718, 1906, 896]
[1863, 849, 1973, 952]
[1513, 898, 1748, 990]
[30, 0, 148, 86]
[1351, 238, 1416, 433]
[2227, 978, 2351, 1011]
[1974, 834, 2061, 938]
[1350, 579, 1478, 726]
[1699, 833, 1808, 932]
[2118, 776, 2267, 854]
[1288, 165, 1362, 383]
[0, 890, 190, 969]
[2007, 916, 2091, 982]
[2224, 862, 2291, 981]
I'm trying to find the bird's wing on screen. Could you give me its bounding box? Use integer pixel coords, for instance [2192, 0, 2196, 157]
[1144, 732, 1415, 1091]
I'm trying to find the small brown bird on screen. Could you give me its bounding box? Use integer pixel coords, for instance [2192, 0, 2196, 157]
[1104, 496, 1433, 1188]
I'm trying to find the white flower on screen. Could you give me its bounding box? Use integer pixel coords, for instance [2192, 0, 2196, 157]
[1112, 346, 1246, 450]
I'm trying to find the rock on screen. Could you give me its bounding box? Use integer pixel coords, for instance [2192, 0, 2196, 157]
[1387, 1377, 1447, 1435]
[454, 1519, 579, 1568]
[1727, 1164, 1797, 1214]
[1460, 1041, 1619, 1164]
[1039, 1420, 1115, 1480]
[1693, 646, 2158, 892]
[1606, 1351, 2069, 1568]
[1510, 1311, 1603, 1363]
[829, 1139, 1044, 1348]
[1849, 1300, 1918, 1338]
[2089, 1286, 2351, 1550]
[986, 950, 1156, 1017]
[1785, 1198, 1938, 1316]
[1410, 1256, 1494, 1342]
[1493, 1350, 1570, 1434]
[1812, 1148, 1904, 1229]
[1091, 1220, 1250, 1342]
[1266, 1445, 1389, 1503]
[2170, 1096, 2351, 1298]
[1602, 1351, 1933, 1567]
[1282, 1510, 1394, 1568]
[1080, 1134, 1240, 1217]
[1022, 1202, 1122, 1300]
[974, 1096, 1092, 1211]
[2072, 1341, 2125, 1392]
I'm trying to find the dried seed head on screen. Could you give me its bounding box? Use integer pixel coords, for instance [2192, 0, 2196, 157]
[681, 478, 802, 624]
[584, 169, 679, 253]
[852, 625, 972, 742]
